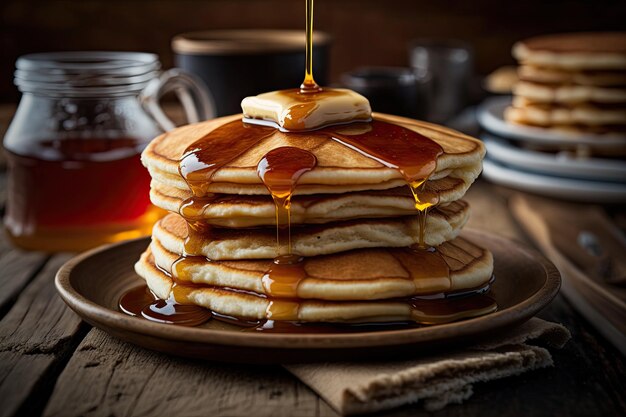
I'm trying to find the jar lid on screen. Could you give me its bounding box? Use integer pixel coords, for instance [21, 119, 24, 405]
[14, 51, 161, 97]
[172, 30, 331, 55]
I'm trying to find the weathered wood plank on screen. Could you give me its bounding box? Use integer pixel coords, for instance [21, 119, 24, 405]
[0, 254, 87, 417]
[0, 180, 50, 318]
[401, 295, 624, 417]
[0, 254, 80, 353]
[0, 351, 58, 417]
[540, 296, 626, 413]
[44, 328, 339, 417]
[0, 246, 49, 318]
[0, 116, 45, 319]
[0, 174, 7, 213]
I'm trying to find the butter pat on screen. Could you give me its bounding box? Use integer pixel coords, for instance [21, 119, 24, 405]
[241, 88, 372, 131]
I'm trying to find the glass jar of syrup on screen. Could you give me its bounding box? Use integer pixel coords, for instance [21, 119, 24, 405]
[3, 52, 215, 252]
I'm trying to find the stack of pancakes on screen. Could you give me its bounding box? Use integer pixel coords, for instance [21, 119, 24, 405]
[135, 113, 493, 324]
[505, 32, 626, 135]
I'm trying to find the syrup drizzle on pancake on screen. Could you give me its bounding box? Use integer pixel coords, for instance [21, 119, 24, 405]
[257, 146, 317, 320]
[257, 147, 317, 256]
[321, 121, 443, 248]
[177, 122, 275, 256]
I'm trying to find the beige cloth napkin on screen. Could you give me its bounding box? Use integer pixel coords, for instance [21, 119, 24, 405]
[285, 318, 570, 415]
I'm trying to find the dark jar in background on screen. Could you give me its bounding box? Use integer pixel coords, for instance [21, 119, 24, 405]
[3, 52, 214, 252]
[340, 67, 432, 120]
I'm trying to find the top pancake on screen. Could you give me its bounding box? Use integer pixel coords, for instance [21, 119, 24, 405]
[142, 113, 485, 196]
[513, 32, 626, 70]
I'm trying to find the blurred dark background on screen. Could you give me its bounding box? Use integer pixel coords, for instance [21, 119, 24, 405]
[1, 0, 626, 102]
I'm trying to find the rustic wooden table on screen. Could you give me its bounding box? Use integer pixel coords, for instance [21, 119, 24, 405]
[0, 104, 624, 417]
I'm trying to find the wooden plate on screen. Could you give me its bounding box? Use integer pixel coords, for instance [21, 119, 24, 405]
[55, 229, 560, 363]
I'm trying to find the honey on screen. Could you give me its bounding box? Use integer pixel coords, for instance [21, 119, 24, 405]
[321, 121, 443, 248]
[118, 284, 211, 326]
[256, 146, 317, 320]
[301, 0, 320, 94]
[256, 146, 317, 255]
[4, 137, 162, 252]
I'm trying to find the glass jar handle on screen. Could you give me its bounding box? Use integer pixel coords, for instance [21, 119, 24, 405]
[140, 68, 216, 131]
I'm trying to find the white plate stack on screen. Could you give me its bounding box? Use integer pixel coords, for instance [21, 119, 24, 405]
[478, 96, 626, 203]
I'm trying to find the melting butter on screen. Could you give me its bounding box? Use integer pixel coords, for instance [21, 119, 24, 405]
[241, 88, 372, 131]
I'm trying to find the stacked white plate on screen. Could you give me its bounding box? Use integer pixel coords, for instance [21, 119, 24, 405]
[477, 96, 626, 203]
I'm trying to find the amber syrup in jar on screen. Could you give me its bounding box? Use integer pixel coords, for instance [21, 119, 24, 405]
[4, 136, 161, 251]
[2, 52, 176, 251]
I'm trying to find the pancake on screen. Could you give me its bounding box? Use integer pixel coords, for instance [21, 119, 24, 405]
[154, 202, 469, 260]
[502, 119, 626, 139]
[513, 81, 626, 104]
[518, 65, 626, 87]
[148, 235, 493, 300]
[135, 244, 496, 323]
[150, 177, 468, 227]
[484, 66, 518, 94]
[141, 113, 485, 196]
[513, 32, 626, 70]
[506, 100, 626, 127]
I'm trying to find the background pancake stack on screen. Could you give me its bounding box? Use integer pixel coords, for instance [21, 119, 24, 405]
[505, 32, 626, 135]
[134, 113, 494, 325]
[478, 32, 626, 203]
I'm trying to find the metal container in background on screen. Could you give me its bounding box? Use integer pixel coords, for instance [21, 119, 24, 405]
[341, 67, 432, 119]
[409, 39, 473, 123]
[173, 30, 331, 116]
